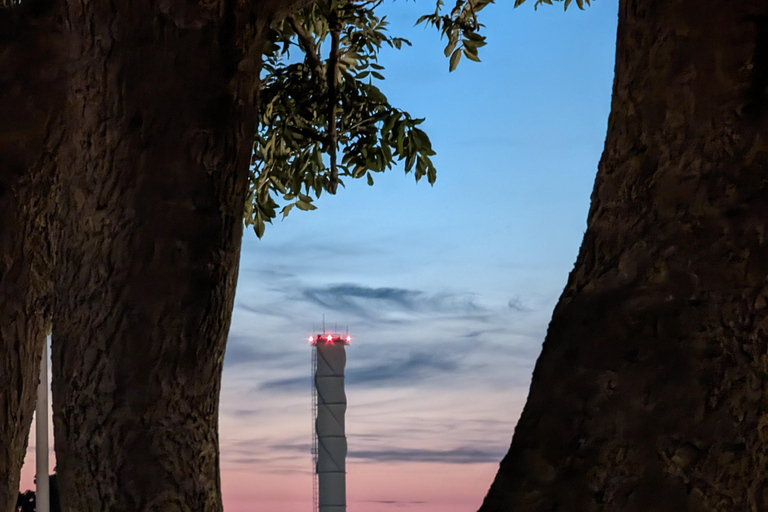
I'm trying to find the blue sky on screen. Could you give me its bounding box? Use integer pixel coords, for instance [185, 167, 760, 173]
[219, 1, 619, 511]
[23, 1, 619, 510]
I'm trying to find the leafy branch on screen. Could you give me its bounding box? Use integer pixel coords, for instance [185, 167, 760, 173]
[416, 0, 492, 71]
[326, 5, 341, 193]
[247, 0, 435, 238]
[417, 0, 590, 71]
[531, 0, 591, 9]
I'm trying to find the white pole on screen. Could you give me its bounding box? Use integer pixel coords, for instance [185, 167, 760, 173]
[315, 339, 347, 512]
[36, 340, 50, 512]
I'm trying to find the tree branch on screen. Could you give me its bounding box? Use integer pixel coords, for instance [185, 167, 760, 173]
[326, 8, 340, 194]
[286, 15, 325, 77]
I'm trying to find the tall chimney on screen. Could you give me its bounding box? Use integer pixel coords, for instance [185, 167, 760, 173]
[311, 333, 349, 512]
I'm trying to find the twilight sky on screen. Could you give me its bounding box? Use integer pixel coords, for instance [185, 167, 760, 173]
[22, 1, 619, 511]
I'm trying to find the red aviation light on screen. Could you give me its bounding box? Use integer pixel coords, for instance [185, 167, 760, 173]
[308, 333, 352, 345]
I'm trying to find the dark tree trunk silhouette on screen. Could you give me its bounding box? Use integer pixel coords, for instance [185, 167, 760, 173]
[481, 0, 768, 511]
[0, 0, 311, 510]
[0, 4, 61, 511]
[46, 1, 291, 509]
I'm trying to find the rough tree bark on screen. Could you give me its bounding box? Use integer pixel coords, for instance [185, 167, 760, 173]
[0, 4, 62, 511]
[48, 1, 297, 510]
[481, 0, 768, 511]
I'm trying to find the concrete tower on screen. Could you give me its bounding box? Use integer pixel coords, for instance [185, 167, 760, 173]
[309, 332, 350, 512]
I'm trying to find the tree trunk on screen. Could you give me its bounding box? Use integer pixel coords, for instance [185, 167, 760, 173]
[481, 1, 768, 511]
[50, 2, 269, 510]
[0, 4, 62, 511]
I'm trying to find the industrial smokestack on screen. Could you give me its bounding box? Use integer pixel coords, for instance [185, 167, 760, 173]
[310, 333, 350, 512]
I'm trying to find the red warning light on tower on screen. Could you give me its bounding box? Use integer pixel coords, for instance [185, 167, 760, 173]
[306, 332, 351, 346]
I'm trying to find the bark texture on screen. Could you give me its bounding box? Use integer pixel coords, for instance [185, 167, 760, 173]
[0, 4, 62, 511]
[50, 1, 272, 510]
[481, 1, 768, 511]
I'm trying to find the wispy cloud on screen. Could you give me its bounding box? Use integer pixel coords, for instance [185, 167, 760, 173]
[507, 297, 530, 312]
[227, 409, 262, 418]
[346, 352, 459, 385]
[256, 375, 308, 392]
[299, 284, 487, 320]
[226, 437, 505, 465]
[222, 438, 309, 462]
[224, 335, 297, 368]
[349, 446, 505, 464]
[357, 501, 427, 507]
[236, 302, 297, 320]
[257, 350, 462, 392]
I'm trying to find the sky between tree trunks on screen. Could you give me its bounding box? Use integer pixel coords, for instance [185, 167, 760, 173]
[21, 1, 619, 511]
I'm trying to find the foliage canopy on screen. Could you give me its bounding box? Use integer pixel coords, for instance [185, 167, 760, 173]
[247, 0, 497, 237]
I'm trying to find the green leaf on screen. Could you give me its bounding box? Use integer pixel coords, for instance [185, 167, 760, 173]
[382, 113, 398, 134]
[254, 218, 266, 238]
[444, 31, 459, 57]
[465, 32, 485, 42]
[295, 200, 317, 211]
[367, 172, 374, 186]
[269, 176, 287, 194]
[412, 128, 431, 149]
[463, 47, 481, 62]
[415, 14, 431, 25]
[405, 153, 416, 172]
[415, 156, 426, 182]
[449, 48, 462, 72]
[281, 203, 295, 219]
[426, 160, 437, 185]
[381, 140, 392, 162]
[394, 37, 411, 47]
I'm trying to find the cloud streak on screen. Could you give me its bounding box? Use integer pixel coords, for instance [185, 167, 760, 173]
[224, 335, 297, 368]
[227, 437, 505, 465]
[258, 350, 461, 392]
[357, 501, 427, 507]
[349, 446, 505, 464]
[346, 352, 458, 385]
[300, 284, 487, 320]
